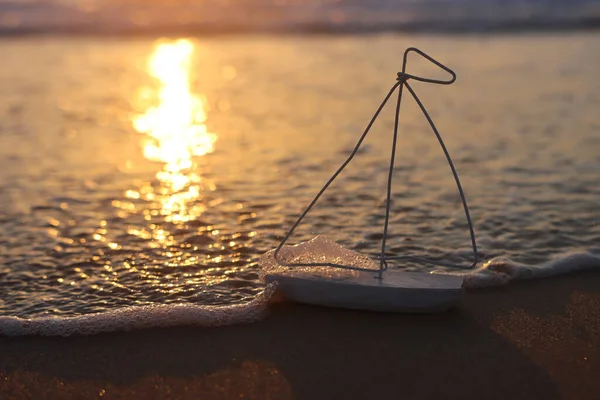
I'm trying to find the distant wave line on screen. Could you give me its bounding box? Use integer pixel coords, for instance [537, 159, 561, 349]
[2, 17, 600, 37]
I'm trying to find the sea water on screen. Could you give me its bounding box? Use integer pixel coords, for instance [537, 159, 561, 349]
[1, 0, 599, 34]
[0, 8, 599, 335]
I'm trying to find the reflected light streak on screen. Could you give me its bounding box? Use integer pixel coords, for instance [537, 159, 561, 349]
[132, 39, 216, 227]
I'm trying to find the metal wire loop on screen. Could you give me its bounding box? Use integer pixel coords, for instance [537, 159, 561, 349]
[273, 47, 478, 278]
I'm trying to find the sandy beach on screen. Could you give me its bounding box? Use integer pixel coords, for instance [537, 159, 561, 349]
[1, 271, 598, 399]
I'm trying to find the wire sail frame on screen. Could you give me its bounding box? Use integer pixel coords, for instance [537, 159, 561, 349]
[273, 48, 478, 279]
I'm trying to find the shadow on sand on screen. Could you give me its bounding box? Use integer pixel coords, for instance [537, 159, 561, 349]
[1, 272, 599, 399]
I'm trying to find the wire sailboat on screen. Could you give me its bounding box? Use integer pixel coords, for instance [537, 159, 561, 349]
[262, 48, 478, 312]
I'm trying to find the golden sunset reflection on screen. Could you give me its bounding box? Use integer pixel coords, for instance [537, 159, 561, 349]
[132, 39, 217, 229]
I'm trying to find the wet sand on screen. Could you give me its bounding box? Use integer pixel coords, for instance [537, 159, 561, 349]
[0, 272, 599, 400]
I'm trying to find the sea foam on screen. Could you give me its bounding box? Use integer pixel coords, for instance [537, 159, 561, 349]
[0, 283, 277, 337]
[459, 251, 600, 289]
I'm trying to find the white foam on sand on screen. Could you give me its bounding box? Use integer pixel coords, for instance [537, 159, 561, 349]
[457, 250, 600, 289]
[0, 283, 278, 337]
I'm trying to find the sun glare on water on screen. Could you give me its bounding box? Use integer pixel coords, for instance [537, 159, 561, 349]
[134, 39, 215, 168]
[132, 39, 216, 226]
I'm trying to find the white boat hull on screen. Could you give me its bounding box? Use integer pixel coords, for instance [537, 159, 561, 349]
[264, 270, 464, 313]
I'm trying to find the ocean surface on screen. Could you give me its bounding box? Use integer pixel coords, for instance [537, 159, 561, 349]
[1, 0, 600, 34]
[1, 14, 600, 334]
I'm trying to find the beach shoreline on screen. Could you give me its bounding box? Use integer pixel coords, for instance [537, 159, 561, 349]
[1, 271, 598, 399]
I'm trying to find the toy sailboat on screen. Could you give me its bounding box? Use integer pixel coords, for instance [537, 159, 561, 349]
[260, 48, 478, 313]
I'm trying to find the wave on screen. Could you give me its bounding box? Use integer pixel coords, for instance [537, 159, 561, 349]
[0, 282, 277, 337]
[1, 0, 599, 36]
[2, 241, 599, 337]
[459, 250, 600, 289]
